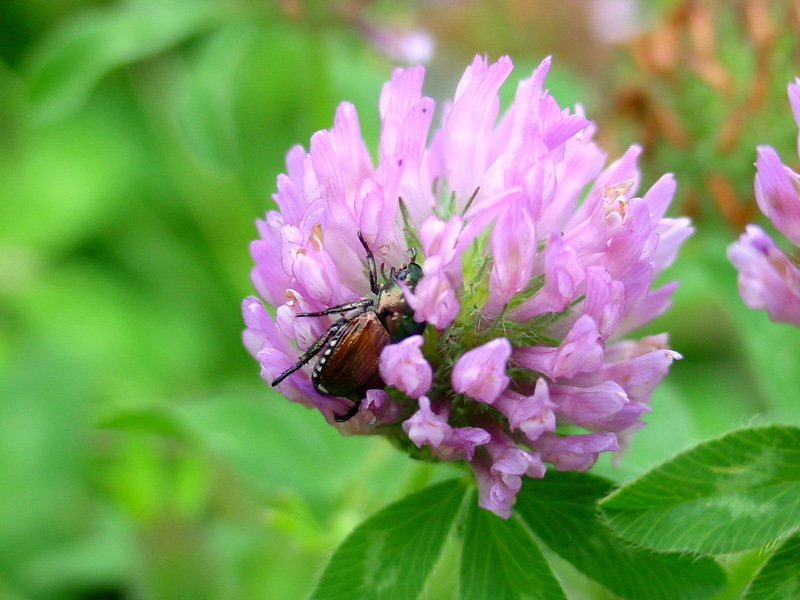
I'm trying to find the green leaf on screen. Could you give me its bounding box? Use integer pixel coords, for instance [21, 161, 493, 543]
[461, 497, 566, 600]
[516, 471, 726, 600]
[25, 0, 227, 121]
[178, 22, 254, 171]
[743, 533, 800, 600]
[310, 479, 468, 600]
[600, 425, 800, 554]
[0, 349, 98, 594]
[98, 405, 191, 441]
[174, 392, 386, 498]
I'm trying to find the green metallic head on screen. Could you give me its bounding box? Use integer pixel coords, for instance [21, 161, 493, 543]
[376, 261, 426, 342]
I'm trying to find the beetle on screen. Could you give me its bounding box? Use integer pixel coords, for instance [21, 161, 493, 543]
[271, 231, 426, 422]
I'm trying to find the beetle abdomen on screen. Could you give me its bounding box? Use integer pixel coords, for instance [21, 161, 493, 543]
[312, 311, 390, 400]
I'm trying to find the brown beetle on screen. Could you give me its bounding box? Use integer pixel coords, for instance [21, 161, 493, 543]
[272, 232, 426, 421]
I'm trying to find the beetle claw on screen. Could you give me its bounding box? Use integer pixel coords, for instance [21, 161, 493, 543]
[333, 399, 362, 422]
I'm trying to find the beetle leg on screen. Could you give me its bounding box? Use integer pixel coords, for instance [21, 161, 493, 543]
[358, 230, 380, 295]
[334, 398, 361, 422]
[271, 319, 347, 386]
[296, 298, 372, 317]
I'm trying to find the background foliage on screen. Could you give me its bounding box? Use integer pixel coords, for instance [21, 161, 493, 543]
[1, 0, 799, 598]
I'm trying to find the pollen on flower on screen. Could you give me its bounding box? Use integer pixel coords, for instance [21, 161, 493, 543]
[602, 179, 634, 220]
[243, 54, 691, 518]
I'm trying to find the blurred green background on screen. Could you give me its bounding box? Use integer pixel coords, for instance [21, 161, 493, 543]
[1, 0, 799, 598]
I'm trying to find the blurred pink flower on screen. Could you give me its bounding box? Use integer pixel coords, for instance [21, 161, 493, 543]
[728, 79, 800, 327]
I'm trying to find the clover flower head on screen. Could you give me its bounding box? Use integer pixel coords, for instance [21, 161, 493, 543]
[243, 55, 691, 518]
[728, 79, 800, 327]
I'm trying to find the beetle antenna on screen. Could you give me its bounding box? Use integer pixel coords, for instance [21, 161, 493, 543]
[408, 246, 417, 264]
